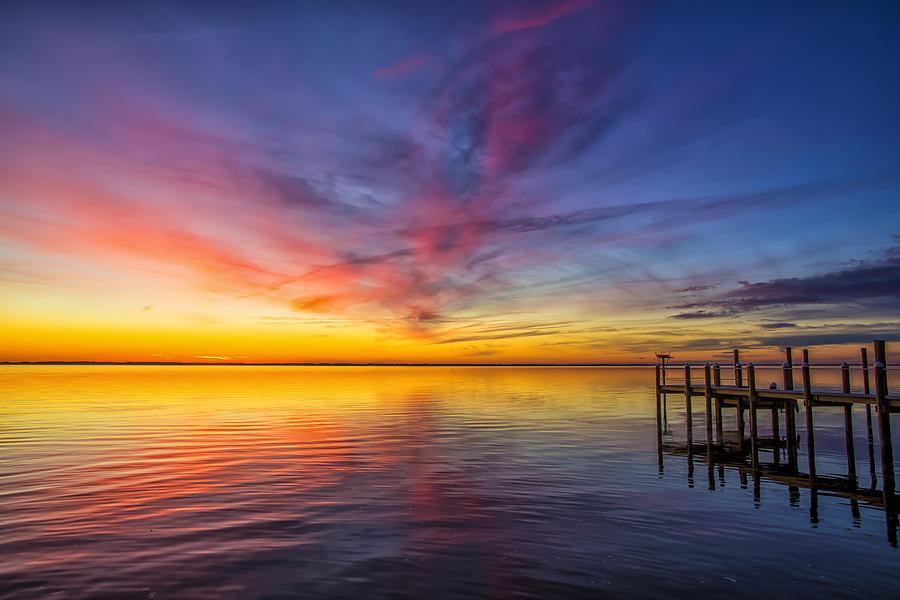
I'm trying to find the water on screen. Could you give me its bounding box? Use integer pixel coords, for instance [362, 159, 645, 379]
[0, 366, 896, 599]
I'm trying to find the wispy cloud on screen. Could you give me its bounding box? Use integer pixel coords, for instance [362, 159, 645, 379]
[675, 263, 900, 315]
[374, 56, 426, 79]
[493, 0, 595, 35]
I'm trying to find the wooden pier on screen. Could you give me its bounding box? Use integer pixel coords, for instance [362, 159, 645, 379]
[655, 340, 899, 544]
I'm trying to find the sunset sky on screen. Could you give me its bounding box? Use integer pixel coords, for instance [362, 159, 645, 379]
[1, 1, 898, 364]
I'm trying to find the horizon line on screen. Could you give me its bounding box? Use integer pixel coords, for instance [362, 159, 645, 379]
[1, 361, 882, 367]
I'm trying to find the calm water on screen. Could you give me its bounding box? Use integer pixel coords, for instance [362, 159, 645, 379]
[1, 366, 897, 599]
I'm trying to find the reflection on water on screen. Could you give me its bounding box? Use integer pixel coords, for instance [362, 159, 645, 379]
[0, 366, 897, 599]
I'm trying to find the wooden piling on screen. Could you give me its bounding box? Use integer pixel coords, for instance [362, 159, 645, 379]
[704, 363, 713, 445]
[841, 361, 856, 487]
[874, 340, 887, 389]
[656, 364, 663, 472]
[787, 405, 798, 471]
[713, 363, 723, 442]
[802, 345, 818, 526]
[784, 347, 797, 469]
[748, 363, 759, 470]
[783, 347, 794, 390]
[684, 364, 693, 445]
[802, 354, 816, 487]
[841, 361, 851, 393]
[875, 358, 895, 511]
[862, 347, 876, 487]
[772, 405, 781, 464]
[862, 347, 871, 395]
[734, 350, 744, 442]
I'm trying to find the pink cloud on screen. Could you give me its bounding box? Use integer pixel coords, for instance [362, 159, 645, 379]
[493, 0, 595, 35]
[374, 56, 426, 79]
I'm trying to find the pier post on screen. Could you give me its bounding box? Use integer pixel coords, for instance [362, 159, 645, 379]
[875, 359, 895, 512]
[841, 362, 856, 487]
[862, 347, 876, 488]
[704, 368, 714, 489]
[803, 333, 819, 525]
[874, 340, 888, 392]
[713, 363, 723, 442]
[734, 350, 744, 444]
[802, 354, 816, 488]
[841, 360, 851, 393]
[704, 363, 713, 445]
[787, 406, 798, 472]
[783, 347, 794, 390]
[684, 364, 693, 446]
[656, 364, 663, 473]
[772, 404, 781, 464]
[771, 402, 780, 444]
[748, 363, 759, 470]
[862, 347, 871, 395]
[784, 348, 797, 470]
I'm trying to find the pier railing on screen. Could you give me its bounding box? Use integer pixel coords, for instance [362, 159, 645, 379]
[655, 340, 898, 543]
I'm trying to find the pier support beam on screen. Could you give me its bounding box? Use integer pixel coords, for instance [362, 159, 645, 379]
[784, 347, 797, 469]
[783, 347, 794, 390]
[805, 345, 818, 521]
[713, 364, 723, 443]
[655, 364, 663, 473]
[748, 363, 759, 470]
[802, 353, 816, 489]
[684, 364, 693, 446]
[734, 350, 744, 445]
[704, 363, 713, 446]
[875, 355, 895, 510]
[874, 346, 897, 543]
[862, 347, 876, 488]
[772, 404, 781, 464]
[841, 362, 857, 487]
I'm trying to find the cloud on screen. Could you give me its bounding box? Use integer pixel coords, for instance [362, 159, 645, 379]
[756, 331, 900, 348]
[374, 56, 426, 79]
[679, 263, 900, 314]
[670, 310, 725, 320]
[759, 322, 797, 329]
[437, 329, 562, 345]
[493, 0, 595, 35]
[291, 295, 340, 313]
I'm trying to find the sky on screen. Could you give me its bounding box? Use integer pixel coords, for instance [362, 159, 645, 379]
[1, 1, 899, 364]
